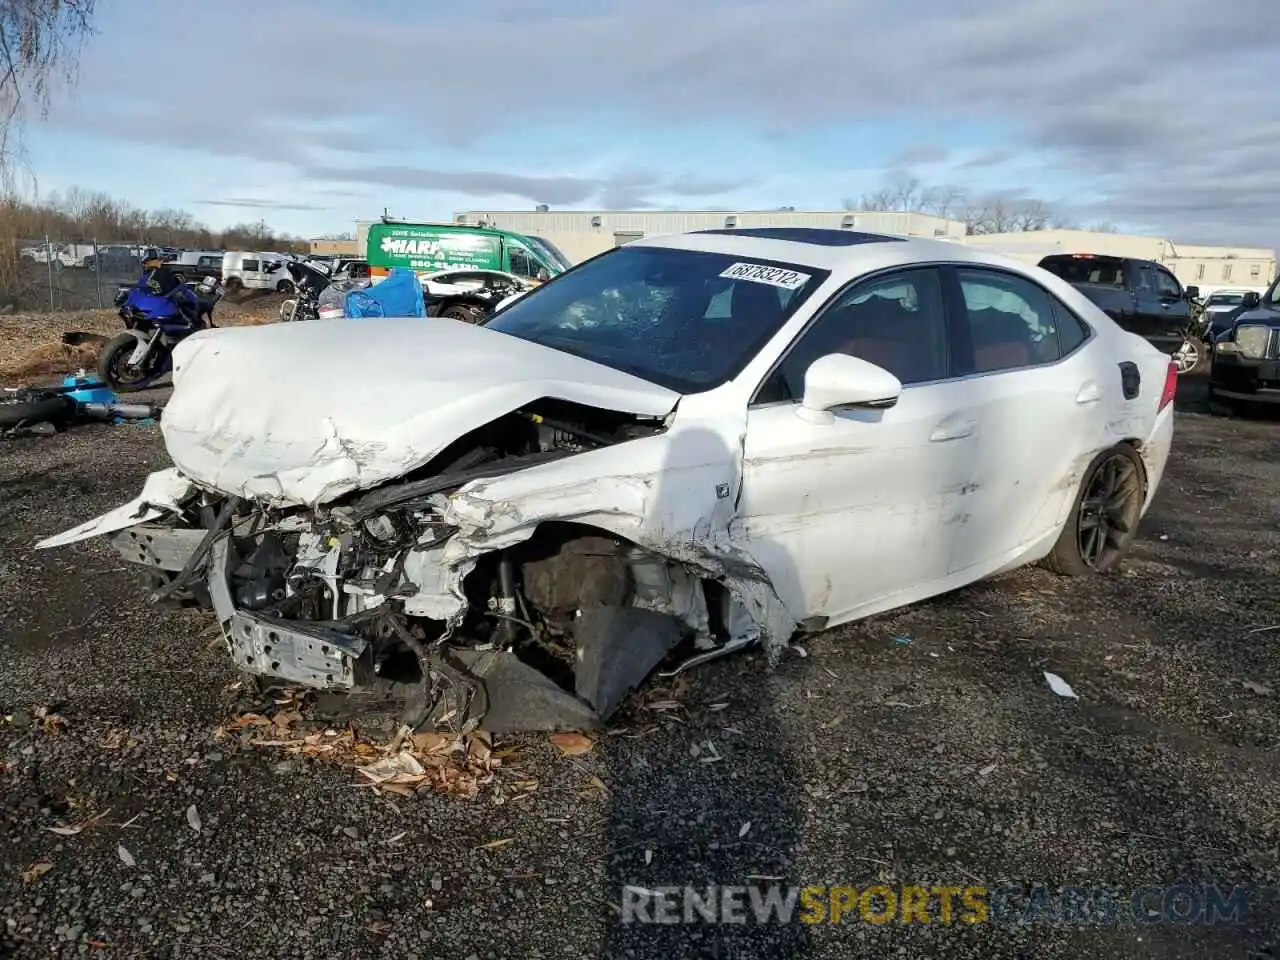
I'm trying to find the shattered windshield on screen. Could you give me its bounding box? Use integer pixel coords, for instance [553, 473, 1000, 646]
[483, 245, 829, 393]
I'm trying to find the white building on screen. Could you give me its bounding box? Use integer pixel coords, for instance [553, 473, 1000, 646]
[962, 229, 1276, 295]
[451, 209, 968, 265]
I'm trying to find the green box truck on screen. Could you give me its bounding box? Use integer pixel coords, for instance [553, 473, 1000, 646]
[365, 220, 571, 285]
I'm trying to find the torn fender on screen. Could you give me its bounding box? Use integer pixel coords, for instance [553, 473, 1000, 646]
[432, 423, 800, 658]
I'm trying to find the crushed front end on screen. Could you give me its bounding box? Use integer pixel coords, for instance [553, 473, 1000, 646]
[79, 401, 770, 733]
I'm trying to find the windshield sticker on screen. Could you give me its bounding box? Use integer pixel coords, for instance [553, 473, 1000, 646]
[719, 262, 812, 290]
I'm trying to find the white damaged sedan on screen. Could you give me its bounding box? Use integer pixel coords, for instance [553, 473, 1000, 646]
[39, 227, 1176, 731]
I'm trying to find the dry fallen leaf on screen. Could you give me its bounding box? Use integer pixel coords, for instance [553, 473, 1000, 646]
[411, 732, 453, 754]
[583, 775, 610, 796]
[477, 838, 514, 850]
[46, 808, 112, 837]
[226, 713, 273, 731]
[21, 862, 53, 883]
[738, 821, 752, 838]
[1242, 680, 1274, 696]
[358, 752, 427, 785]
[186, 804, 202, 834]
[550, 732, 596, 757]
[117, 844, 136, 868]
[978, 763, 998, 777]
[468, 731, 493, 761]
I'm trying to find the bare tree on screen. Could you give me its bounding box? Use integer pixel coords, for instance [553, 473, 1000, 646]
[848, 173, 1088, 236]
[0, 1, 97, 186]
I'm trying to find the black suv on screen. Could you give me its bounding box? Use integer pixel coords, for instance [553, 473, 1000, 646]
[1208, 275, 1280, 415]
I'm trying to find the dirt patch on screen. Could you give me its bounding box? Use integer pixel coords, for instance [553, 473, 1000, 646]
[0, 293, 287, 386]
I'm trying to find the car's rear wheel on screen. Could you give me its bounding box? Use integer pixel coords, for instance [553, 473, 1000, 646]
[1044, 444, 1146, 576]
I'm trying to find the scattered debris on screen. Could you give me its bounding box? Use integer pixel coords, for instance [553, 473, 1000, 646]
[693, 739, 724, 764]
[20, 862, 53, 883]
[356, 752, 428, 795]
[550, 732, 596, 756]
[581, 775, 609, 796]
[218, 701, 506, 799]
[185, 804, 202, 834]
[1242, 680, 1273, 696]
[46, 808, 112, 837]
[117, 844, 136, 868]
[32, 705, 67, 735]
[738, 821, 752, 838]
[1043, 671, 1080, 700]
[978, 763, 998, 777]
[892, 635, 913, 646]
[477, 838, 514, 851]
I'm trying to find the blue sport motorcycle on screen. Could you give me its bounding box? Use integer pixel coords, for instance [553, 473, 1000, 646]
[97, 274, 224, 392]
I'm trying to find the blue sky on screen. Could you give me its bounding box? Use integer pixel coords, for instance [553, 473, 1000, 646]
[20, 0, 1280, 247]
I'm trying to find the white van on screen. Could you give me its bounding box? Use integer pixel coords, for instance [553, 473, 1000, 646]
[221, 251, 294, 293]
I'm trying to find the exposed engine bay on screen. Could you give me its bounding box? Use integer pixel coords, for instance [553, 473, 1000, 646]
[108, 399, 761, 732]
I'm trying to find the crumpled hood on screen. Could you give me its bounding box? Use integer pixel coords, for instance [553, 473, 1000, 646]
[160, 317, 679, 506]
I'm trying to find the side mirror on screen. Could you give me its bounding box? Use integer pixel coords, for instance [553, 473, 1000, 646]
[535, 268, 551, 283]
[797, 354, 902, 424]
[1243, 291, 1261, 309]
[1184, 285, 1200, 299]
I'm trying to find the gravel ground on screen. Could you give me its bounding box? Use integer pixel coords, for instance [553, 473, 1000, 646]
[1, 376, 1278, 959]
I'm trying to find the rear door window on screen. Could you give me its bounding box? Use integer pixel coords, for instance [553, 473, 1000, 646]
[953, 268, 1078, 373]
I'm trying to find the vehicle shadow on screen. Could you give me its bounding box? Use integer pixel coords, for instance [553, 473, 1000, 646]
[597, 423, 815, 958]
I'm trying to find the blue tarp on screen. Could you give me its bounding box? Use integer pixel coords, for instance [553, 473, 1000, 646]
[344, 267, 426, 318]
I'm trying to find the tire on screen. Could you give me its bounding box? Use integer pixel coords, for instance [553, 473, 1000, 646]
[276, 280, 295, 295]
[97, 331, 161, 393]
[442, 304, 484, 324]
[0, 395, 75, 431]
[1043, 443, 1147, 576]
[224, 277, 243, 294]
[1172, 338, 1204, 375]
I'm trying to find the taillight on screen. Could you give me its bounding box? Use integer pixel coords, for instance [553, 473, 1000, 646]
[1158, 360, 1177, 412]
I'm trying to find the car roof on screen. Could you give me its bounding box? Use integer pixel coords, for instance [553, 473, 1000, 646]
[631, 227, 1022, 277]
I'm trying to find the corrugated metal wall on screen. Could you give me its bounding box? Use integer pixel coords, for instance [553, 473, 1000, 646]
[448, 209, 968, 263]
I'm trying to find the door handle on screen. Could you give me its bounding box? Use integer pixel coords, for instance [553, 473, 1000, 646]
[1077, 380, 1101, 404]
[930, 418, 975, 442]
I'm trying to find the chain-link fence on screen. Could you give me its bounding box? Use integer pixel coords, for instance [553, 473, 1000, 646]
[2, 237, 156, 313]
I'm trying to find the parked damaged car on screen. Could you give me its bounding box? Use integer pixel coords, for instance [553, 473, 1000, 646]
[39, 228, 1177, 732]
